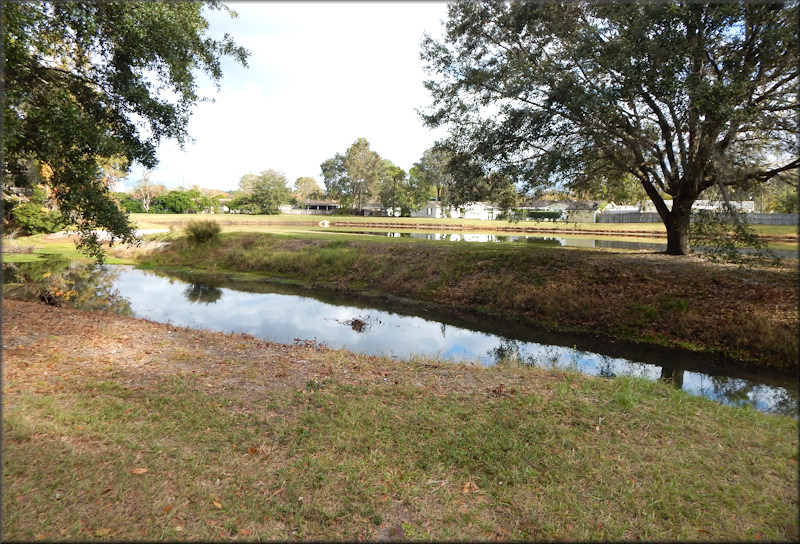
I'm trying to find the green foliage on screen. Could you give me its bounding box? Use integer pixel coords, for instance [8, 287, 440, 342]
[149, 188, 214, 214]
[5, 186, 68, 234]
[321, 138, 383, 211]
[762, 178, 799, 214]
[570, 167, 647, 206]
[153, 190, 192, 214]
[527, 210, 563, 221]
[8, 202, 68, 234]
[378, 160, 428, 216]
[771, 187, 799, 214]
[230, 170, 292, 215]
[410, 147, 452, 203]
[2, 1, 248, 259]
[184, 219, 221, 244]
[112, 192, 145, 214]
[691, 208, 780, 266]
[421, 1, 799, 254]
[293, 176, 324, 201]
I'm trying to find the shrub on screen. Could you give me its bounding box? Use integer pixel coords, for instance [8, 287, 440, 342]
[527, 210, 563, 221]
[184, 219, 221, 244]
[9, 201, 69, 234]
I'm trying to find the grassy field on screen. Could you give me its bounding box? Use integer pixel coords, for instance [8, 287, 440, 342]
[3, 298, 798, 541]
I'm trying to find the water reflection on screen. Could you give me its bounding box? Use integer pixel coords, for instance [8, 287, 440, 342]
[2, 259, 796, 416]
[336, 230, 798, 259]
[184, 282, 224, 304]
[3, 256, 132, 316]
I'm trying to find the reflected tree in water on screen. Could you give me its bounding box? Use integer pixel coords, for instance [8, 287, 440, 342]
[489, 339, 540, 367]
[708, 375, 798, 417]
[3, 257, 133, 316]
[489, 339, 523, 366]
[660, 367, 685, 388]
[597, 358, 617, 379]
[183, 283, 223, 305]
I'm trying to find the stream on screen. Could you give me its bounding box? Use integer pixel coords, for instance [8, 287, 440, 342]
[4, 259, 795, 416]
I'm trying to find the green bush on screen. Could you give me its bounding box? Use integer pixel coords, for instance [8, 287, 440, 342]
[184, 219, 221, 244]
[8, 201, 69, 234]
[527, 210, 563, 220]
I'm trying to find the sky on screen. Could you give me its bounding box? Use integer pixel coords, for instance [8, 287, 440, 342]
[125, 1, 451, 193]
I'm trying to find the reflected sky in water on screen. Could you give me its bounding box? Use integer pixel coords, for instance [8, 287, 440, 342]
[366, 231, 799, 259]
[111, 266, 796, 416]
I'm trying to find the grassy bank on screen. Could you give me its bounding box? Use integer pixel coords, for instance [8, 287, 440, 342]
[136, 230, 799, 369]
[3, 299, 797, 541]
[127, 212, 799, 239]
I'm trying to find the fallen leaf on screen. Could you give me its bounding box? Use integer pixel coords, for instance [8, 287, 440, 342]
[462, 482, 471, 494]
[129, 468, 148, 474]
[248, 447, 259, 454]
[240, 529, 252, 535]
[213, 501, 222, 509]
[174, 525, 184, 532]
[164, 506, 171, 513]
[95, 528, 111, 537]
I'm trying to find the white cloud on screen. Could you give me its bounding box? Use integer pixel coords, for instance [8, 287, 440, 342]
[128, 1, 449, 192]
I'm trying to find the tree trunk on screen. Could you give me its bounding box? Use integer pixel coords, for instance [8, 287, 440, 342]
[664, 199, 693, 255]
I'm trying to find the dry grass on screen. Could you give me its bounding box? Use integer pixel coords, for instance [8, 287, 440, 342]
[3, 299, 798, 541]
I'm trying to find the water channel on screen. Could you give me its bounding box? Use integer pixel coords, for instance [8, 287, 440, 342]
[4, 259, 796, 416]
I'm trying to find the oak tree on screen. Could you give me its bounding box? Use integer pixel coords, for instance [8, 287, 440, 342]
[421, 1, 798, 254]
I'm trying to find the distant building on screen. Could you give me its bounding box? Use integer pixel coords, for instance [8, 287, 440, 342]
[638, 199, 755, 213]
[518, 199, 601, 222]
[284, 200, 339, 215]
[410, 200, 502, 220]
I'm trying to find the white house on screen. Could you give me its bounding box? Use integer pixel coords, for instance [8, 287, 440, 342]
[411, 200, 450, 219]
[411, 200, 502, 220]
[603, 201, 640, 213]
[639, 199, 755, 213]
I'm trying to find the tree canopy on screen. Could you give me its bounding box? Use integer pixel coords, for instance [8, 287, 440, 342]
[230, 170, 292, 215]
[2, 1, 248, 260]
[410, 147, 453, 204]
[293, 176, 324, 201]
[421, 1, 798, 254]
[320, 138, 383, 212]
